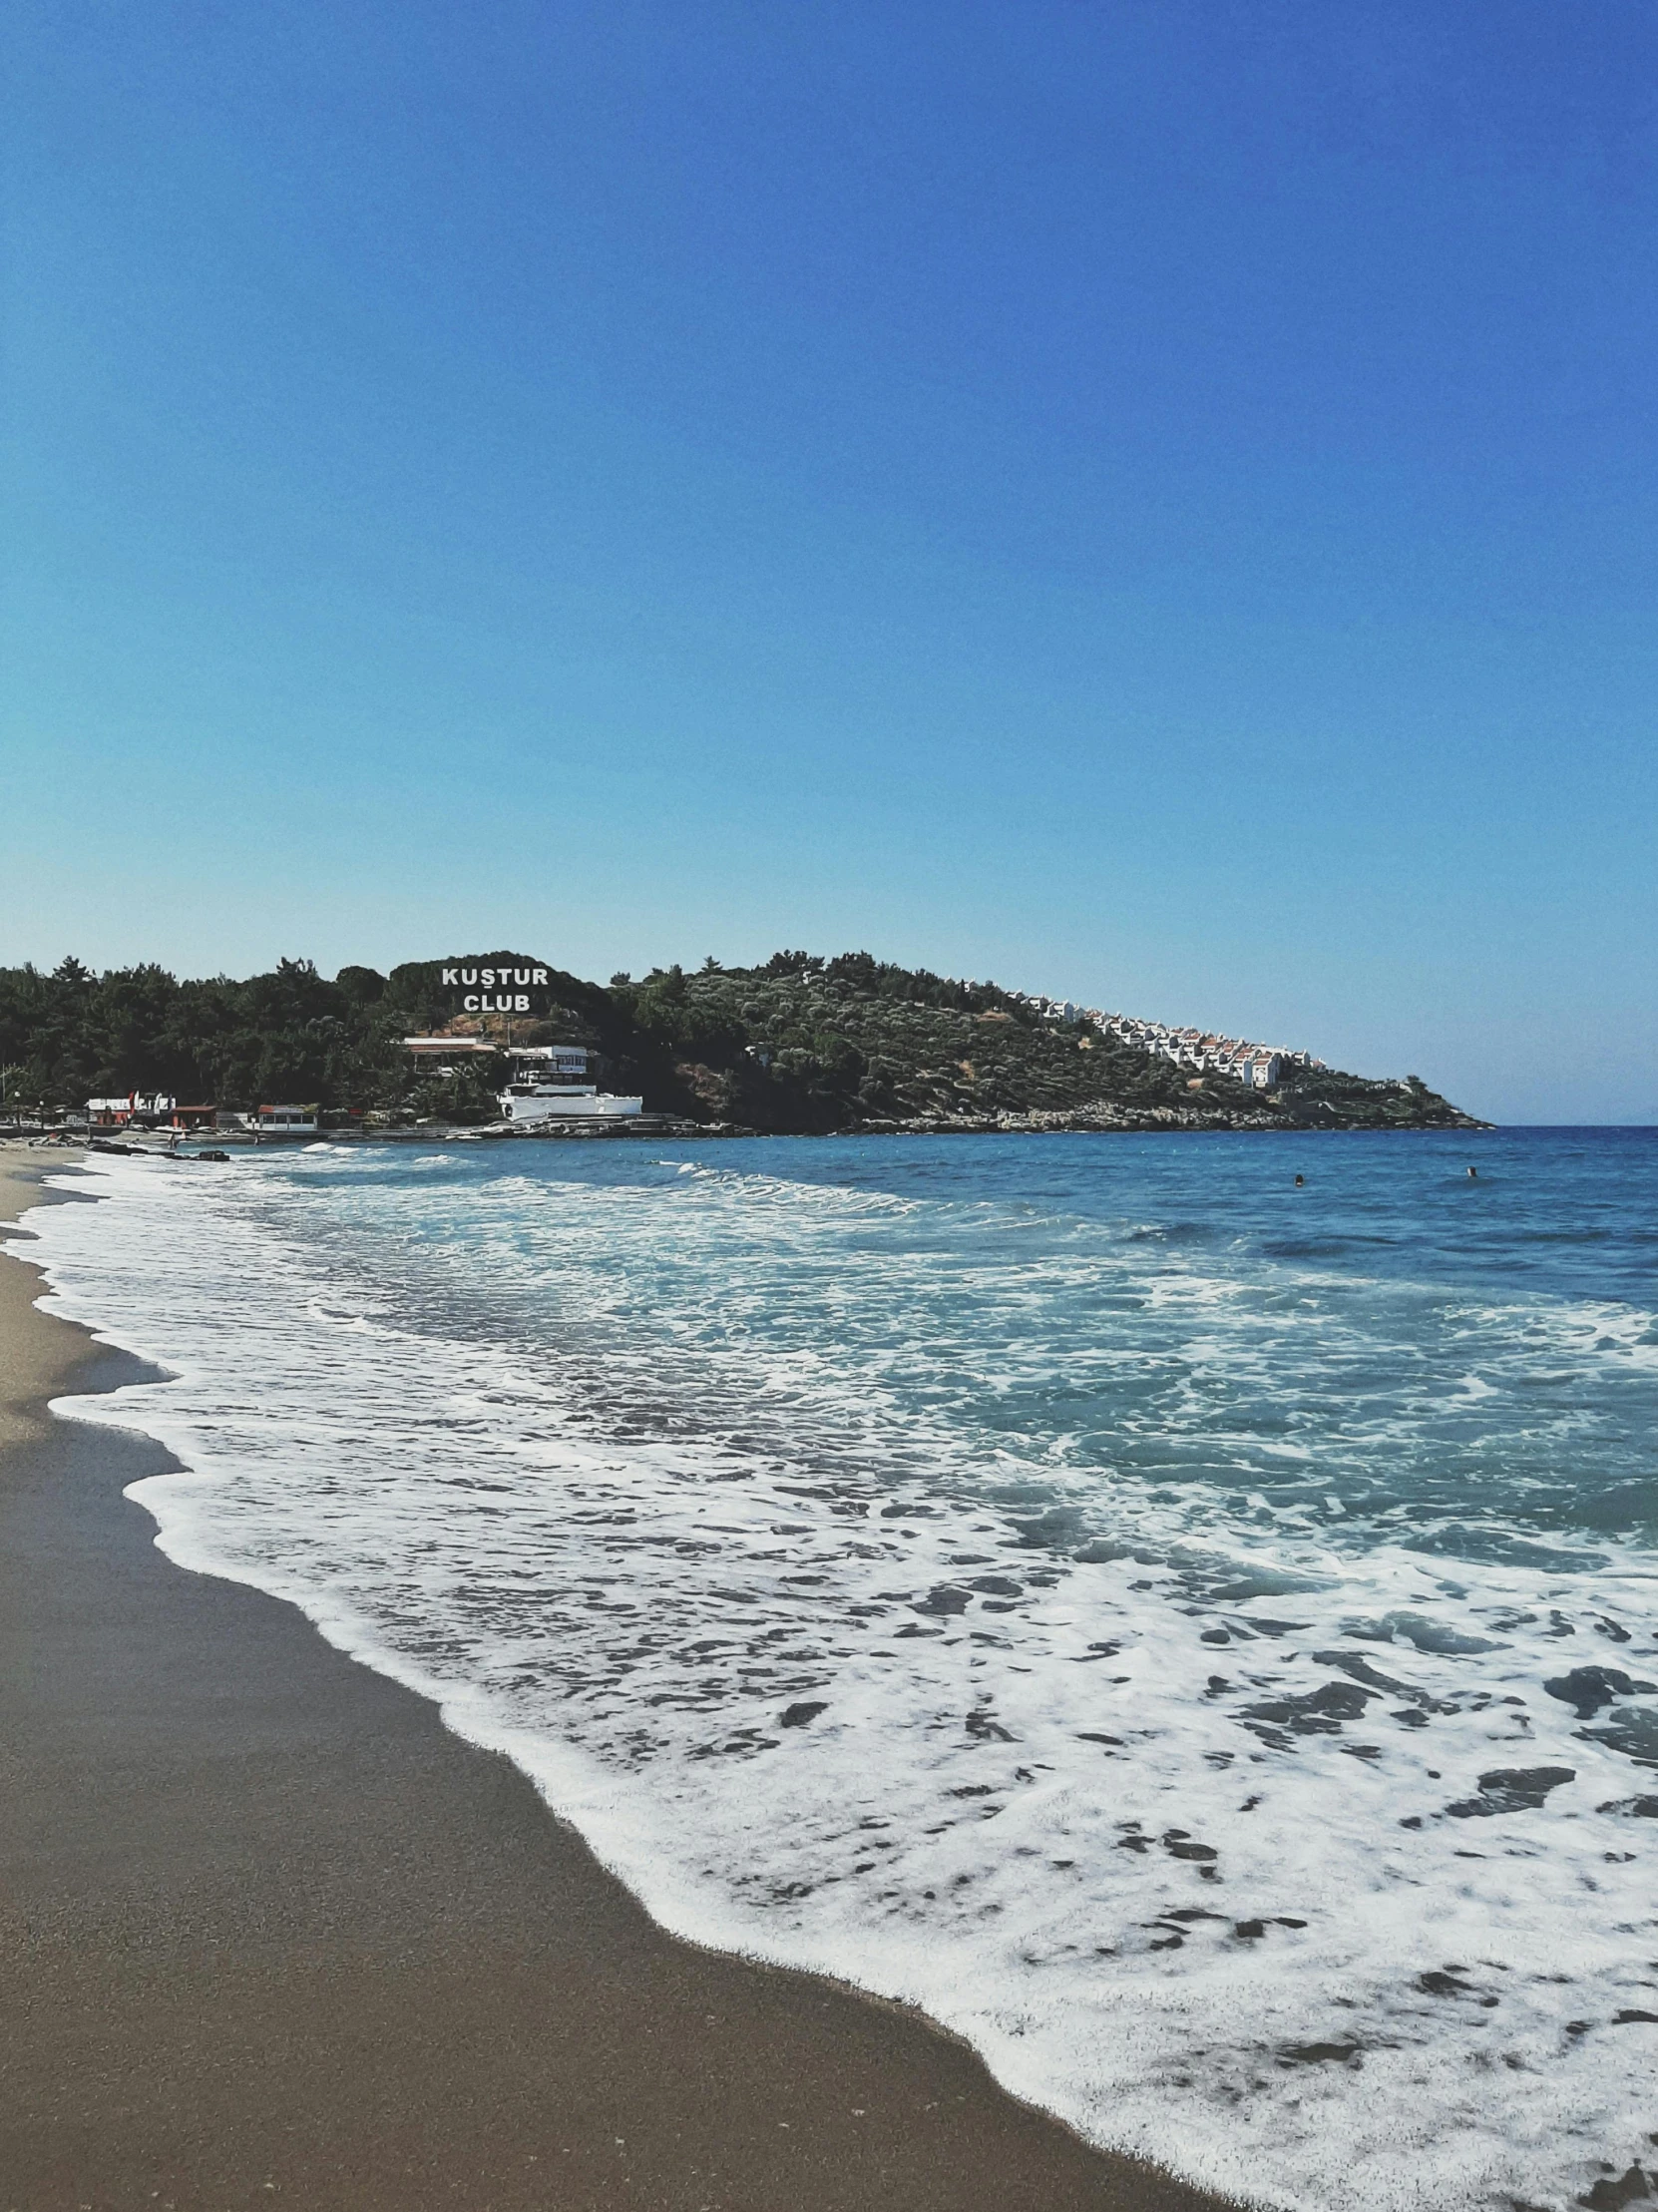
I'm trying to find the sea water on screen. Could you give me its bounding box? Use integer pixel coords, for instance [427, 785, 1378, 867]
[16, 1129, 1658, 2211]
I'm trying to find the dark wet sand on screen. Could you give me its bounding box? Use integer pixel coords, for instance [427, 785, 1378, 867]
[0, 1154, 1233, 2212]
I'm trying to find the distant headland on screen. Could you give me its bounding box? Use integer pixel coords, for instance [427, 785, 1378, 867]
[0, 950, 1486, 1136]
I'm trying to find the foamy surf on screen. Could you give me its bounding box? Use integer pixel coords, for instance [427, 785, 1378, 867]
[19, 1135, 1658, 2212]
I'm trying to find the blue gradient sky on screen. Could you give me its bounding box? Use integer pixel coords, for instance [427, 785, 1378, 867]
[4, 2, 1655, 1122]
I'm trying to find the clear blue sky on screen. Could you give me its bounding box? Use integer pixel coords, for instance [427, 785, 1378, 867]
[4, 2, 1655, 1122]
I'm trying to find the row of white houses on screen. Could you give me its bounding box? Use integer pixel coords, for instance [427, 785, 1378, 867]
[1013, 995, 1323, 1091]
[1102, 1019, 1294, 1089]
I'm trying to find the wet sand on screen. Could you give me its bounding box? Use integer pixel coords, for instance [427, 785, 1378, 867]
[0, 1151, 1233, 2212]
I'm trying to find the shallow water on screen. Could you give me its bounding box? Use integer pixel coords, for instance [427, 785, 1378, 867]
[18, 1128, 1658, 2211]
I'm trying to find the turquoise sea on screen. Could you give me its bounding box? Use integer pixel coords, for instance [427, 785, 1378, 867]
[22, 1127, 1658, 2212]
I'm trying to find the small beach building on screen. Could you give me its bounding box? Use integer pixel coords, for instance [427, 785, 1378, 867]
[255, 1105, 320, 1135]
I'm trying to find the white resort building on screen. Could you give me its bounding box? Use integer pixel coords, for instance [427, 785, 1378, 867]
[401, 1038, 643, 1122]
[495, 1046, 642, 1123]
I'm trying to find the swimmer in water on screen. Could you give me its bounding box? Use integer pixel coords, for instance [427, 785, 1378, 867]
[1467, 1165, 1477, 1179]
[1294, 1173, 1305, 1187]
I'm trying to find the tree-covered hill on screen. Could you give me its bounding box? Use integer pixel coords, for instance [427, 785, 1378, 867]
[0, 950, 1483, 1132]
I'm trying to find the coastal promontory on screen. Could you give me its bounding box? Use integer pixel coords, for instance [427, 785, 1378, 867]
[0, 950, 1483, 1135]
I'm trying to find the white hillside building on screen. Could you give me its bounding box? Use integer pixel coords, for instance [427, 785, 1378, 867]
[496, 1047, 642, 1123]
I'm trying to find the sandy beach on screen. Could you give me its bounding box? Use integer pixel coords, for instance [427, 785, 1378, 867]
[0, 1151, 1229, 2212]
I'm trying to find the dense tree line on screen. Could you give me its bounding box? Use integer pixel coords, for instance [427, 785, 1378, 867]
[0, 949, 1474, 1130]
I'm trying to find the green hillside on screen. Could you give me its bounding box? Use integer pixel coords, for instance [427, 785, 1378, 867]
[0, 950, 1483, 1132]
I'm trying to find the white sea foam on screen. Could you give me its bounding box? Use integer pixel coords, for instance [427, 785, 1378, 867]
[18, 1148, 1658, 2212]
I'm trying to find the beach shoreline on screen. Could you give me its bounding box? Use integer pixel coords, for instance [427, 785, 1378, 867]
[0, 1148, 1232, 2212]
